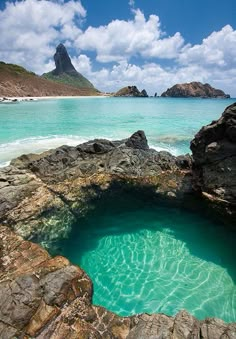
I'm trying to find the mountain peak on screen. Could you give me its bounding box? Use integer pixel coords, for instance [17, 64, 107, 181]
[52, 43, 77, 76]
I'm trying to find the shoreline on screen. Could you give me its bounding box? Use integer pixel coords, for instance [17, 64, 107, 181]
[0, 95, 110, 101]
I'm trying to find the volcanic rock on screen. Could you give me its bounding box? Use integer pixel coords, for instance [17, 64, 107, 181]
[114, 85, 149, 97]
[52, 43, 77, 76]
[191, 102, 236, 221]
[0, 106, 236, 337]
[161, 82, 230, 98]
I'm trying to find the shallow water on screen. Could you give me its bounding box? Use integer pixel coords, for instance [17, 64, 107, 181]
[57, 193, 236, 322]
[0, 97, 235, 166]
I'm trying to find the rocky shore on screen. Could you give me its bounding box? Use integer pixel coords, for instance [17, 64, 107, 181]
[0, 103, 235, 338]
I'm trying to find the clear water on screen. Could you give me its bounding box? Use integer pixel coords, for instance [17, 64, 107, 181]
[1, 97, 236, 322]
[58, 194, 236, 323]
[0, 97, 235, 166]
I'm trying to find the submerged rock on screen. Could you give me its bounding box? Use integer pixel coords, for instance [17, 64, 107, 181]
[0, 225, 235, 338]
[0, 104, 236, 337]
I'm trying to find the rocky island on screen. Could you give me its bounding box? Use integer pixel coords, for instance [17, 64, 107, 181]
[161, 82, 230, 98]
[114, 85, 148, 97]
[0, 103, 235, 338]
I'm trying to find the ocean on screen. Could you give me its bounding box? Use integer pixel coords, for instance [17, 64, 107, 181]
[0, 97, 235, 166]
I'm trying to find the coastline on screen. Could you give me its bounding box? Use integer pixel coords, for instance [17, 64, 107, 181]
[0, 95, 109, 101]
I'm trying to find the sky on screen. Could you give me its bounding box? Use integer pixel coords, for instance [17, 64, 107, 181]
[0, 0, 235, 96]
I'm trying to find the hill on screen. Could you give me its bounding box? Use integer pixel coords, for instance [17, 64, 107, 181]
[42, 44, 96, 90]
[0, 61, 98, 97]
[161, 82, 230, 98]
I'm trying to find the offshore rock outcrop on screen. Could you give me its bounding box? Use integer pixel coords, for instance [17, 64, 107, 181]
[191, 102, 236, 222]
[114, 86, 148, 97]
[0, 105, 236, 337]
[161, 82, 230, 98]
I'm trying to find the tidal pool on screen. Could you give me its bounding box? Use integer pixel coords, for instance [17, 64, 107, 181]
[57, 193, 236, 322]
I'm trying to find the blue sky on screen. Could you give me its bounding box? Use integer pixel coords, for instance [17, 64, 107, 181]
[0, 0, 235, 96]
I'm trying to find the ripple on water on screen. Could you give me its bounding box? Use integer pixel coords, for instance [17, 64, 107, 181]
[57, 195, 236, 322]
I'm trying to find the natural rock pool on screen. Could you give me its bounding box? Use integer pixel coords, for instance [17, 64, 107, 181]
[56, 192, 236, 323]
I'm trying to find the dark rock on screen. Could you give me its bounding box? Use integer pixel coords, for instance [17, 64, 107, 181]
[125, 130, 149, 150]
[191, 102, 236, 220]
[52, 43, 77, 76]
[161, 82, 230, 98]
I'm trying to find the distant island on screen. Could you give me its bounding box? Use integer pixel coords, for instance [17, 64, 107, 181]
[161, 82, 230, 98]
[114, 85, 148, 97]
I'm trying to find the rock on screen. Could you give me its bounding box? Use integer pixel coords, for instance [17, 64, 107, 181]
[52, 43, 77, 76]
[161, 82, 230, 98]
[0, 117, 236, 337]
[125, 130, 149, 150]
[191, 102, 236, 221]
[42, 44, 96, 90]
[114, 85, 149, 97]
[0, 226, 235, 338]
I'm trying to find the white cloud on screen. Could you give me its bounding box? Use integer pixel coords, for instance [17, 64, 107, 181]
[0, 1, 235, 96]
[75, 9, 184, 62]
[179, 25, 236, 69]
[0, 0, 86, 73]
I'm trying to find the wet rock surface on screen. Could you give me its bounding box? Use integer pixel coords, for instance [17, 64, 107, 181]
[0, 105, 235, 337]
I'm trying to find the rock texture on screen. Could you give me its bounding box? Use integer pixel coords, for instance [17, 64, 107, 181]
[0, 61, 99, 97]
[0, 106, 236, 337]
[0, 226, 235, 338]
[114, 86, 148, 97]
[191, 102, 236, 222]
[161, 82, 230, 98]
[0, 131, 193, 247]
[43, 44, 96, 90]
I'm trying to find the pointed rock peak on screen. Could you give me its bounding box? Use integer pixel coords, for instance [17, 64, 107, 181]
[125, 130, 149, 150]
[53, 43, 77, 76]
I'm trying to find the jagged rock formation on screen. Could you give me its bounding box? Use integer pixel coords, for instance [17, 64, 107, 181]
[161, 82, 230, 98]
[0, 106, 236, 337]
[191, 102, 236, 221]
[1, 225, 235, 338]
[0, 131, 192, 246]
[0, 61, 99, 97]
[114, 86, 148, 97]
[43, 44, 96, 90]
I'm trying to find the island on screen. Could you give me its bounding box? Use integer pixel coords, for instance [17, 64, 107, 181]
[161, 81, 230, 98]
[114, 85, 148, 97]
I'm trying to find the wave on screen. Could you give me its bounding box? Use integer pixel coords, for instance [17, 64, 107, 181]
[0, 135, 91, 167]
[0, 134, 187, 168]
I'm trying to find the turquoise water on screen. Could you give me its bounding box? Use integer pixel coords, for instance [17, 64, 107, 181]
[0, 97, 235, 166]
[58, 193, 236, 323]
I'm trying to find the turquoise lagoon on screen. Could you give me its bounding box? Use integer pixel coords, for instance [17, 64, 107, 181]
[1, 97, 235, 322]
